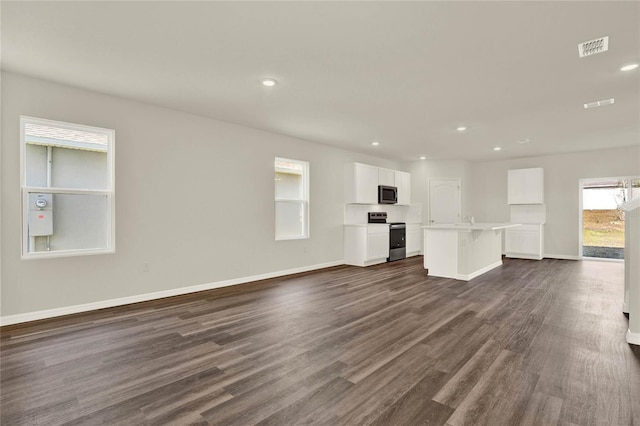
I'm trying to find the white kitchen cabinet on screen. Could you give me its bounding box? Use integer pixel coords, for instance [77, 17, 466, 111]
[345, 163, 379, 204]
[508, 168, 544, 204]
[406, 223, 421, 256]
[505, 224, 543, 260]
[344, 224, 389, 266]
[395, 171, 411, 205]
[367, 231, 389, 260]
[378, 168, 395, 187]
[345, 162, 412, 205]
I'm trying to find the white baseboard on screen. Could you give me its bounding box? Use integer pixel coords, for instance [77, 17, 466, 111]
[581, 256, 624, 263]
[344, 258, 387, 267]
[543, 254, 580, 261]
[457, 260, 503, 281]
[0, 260, 344, 326]
[627, 329, 640, 346]
[506, 253, 543, 260]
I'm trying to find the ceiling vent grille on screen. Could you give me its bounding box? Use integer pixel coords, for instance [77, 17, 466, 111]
[584, 98, 615, 109]
[578, 36, 609, 58]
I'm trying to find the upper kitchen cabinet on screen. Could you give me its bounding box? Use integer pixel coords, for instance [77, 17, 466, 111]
[345, 162, 411, 205]
[508, 167, 544, 204]
[378, 168, 395, 186]
[345, 163, 379, 204]
[395, 171, 411, 205]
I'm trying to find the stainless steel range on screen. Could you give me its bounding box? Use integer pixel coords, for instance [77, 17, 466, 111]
[367, 212, 406, 262]
[388, 222, 406, 262]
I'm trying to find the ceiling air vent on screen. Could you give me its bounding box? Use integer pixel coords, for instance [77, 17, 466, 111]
[578, 36, 609, 58]
[584, 98, 615, 109]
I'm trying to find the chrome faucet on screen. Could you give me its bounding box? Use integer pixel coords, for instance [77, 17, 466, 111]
[463, 215, 475, 225]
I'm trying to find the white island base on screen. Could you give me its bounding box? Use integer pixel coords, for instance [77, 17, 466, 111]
[422, 223, 520, 281]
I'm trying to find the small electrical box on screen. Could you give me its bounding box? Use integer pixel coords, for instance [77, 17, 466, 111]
[28, 193, 53, 237]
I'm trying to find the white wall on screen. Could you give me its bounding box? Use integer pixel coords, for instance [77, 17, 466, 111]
[403, 159, 472, 225]
[1, 72, 400, 318]
[468, 146, 640, 258]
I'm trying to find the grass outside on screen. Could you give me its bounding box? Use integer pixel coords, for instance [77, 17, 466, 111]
[583, 209, 624, 248]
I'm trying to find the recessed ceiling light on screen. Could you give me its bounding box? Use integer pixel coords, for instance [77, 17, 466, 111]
[260, 78, 278, 87]
[371, 141, 380, 146]
[456, 126, 467, 132]
[419, 156, 426, 160]
[621, 64, 639, 71]
[493, 147, 502, 151]
[517, 138, 531, 144]
[584, 98, 615, 109]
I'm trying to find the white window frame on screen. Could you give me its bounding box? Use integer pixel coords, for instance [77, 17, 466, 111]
[20, 116, 115, 259]
[275, 157, 309, 241]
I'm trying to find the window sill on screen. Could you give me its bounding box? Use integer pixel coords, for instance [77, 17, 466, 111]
[21, 247, 115, 260]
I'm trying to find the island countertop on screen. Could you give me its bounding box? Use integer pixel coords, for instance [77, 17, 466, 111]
[421, 223, 521, 231]
[422, 222, 519, 281]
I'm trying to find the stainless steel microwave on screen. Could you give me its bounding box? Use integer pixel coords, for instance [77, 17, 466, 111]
[378, 185, 398, 204]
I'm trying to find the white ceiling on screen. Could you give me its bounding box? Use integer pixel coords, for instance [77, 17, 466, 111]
[2, 1, 639, 162]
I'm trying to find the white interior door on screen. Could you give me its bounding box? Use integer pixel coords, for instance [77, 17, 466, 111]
[429, 179, 461, 224]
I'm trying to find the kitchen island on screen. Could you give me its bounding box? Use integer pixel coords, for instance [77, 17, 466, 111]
[422, 223, 520, 281]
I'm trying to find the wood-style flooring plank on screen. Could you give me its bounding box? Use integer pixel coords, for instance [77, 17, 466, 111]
[1, 257, 638, 425]
[445, 349, 539, 426]
[368, 371, 453, 426]
[254, 376, 354, 426]
[519, 391, 564, 426]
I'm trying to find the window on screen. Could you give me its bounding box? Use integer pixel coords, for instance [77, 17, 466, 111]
[20, 116, 115, 258]
[275, 157, 309, 240]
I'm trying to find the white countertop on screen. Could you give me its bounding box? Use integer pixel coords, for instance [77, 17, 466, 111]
[344, 223, 389, 227]
[422, 222, 521, 231]
[344, 222, 422, 227]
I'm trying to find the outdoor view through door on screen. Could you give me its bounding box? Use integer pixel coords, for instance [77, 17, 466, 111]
[582, 178, 640, 259]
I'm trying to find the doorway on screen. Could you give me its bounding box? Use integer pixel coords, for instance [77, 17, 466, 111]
[580, 177, 640, 260]
[429, 178, 461, 224]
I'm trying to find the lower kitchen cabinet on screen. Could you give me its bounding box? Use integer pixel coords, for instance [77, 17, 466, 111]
[344, 224, 389, 267]
[406, 223, 421, 257]
[505, 224, 543, 260]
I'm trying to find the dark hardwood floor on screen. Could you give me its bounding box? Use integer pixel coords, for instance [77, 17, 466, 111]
[1, 256, 639, 425]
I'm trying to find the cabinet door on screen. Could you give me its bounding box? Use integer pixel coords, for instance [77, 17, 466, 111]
[505, 229, 521, 253]
[395, 171, 411, 205]
[507, 170, 525, 204]
[354, 163, 379, 204]
[367, 233, 389, 260]
[508, 168, 544, 204]
[506, 229, 541, 255]
[523, 169, 544, 204]
[520, 230, 540, 255]
[379, 168, 395, 186]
